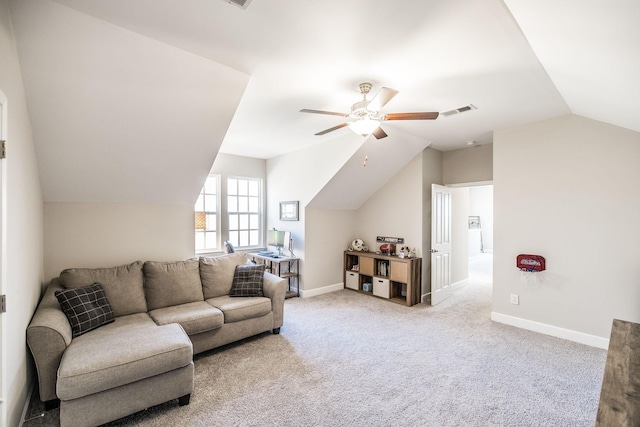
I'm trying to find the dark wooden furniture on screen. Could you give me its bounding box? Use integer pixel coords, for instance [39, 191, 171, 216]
[596, 318, 640, 427]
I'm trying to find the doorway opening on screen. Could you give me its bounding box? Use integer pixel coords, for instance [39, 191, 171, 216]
[467, 185, 493, 287]
[431, 183, 493, 306]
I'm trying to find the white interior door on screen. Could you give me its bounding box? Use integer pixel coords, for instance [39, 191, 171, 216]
[431, 184, 452, 305]
[0, 90, 6, 423]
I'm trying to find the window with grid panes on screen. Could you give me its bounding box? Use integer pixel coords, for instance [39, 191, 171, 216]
[227, 177, 261, 248]
[194, 175, 219, 252]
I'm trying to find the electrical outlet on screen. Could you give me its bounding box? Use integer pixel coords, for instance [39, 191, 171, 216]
[510, 294, 519, 305]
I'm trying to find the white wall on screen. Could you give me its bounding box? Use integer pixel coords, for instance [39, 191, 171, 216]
[355, 153, 424, 258]
[10, 0, 250, 206]
[443, 144, 493, 185]
[0, 1, 44, 424]
[493, 114, 640, 346]
[212, 152, 266, 179]
[304, 208, 356, 294]
[44, 203, 194, 282]
[451, 188, 470, 285]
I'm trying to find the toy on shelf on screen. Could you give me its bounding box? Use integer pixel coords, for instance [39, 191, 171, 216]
[348, 238, 368, 252]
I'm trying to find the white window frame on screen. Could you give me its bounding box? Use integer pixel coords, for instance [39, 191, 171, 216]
[194, 174, 221, 254]
[226, 176, 263, 250]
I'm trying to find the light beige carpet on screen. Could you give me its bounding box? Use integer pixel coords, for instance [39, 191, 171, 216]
[24, 255, 607, 426]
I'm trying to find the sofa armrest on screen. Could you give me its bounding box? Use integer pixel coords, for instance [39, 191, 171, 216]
[26, 279, 72, 402]
[262, 272, 286, 329]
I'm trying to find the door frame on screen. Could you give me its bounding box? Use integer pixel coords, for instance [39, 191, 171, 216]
[431, 184, 452, 305]
[0, 88, 7, 425]
[428, 183, 494, 306]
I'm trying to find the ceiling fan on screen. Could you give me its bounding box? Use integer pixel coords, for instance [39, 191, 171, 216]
[300, 82, 439, 139]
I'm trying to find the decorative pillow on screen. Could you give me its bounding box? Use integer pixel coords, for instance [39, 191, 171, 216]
[59, 261, 146, 317]
[199, 253, 249, 299]
[229, 264, 265, 297]
[143, 259, 204, 310]
[55, 283, 115, 338]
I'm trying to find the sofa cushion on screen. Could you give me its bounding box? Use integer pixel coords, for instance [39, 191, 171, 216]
[199, 253, 249, 299]
[229, 264, 265, 297]
[207, 295, 272, 323]
[149, 301, 223, 335]
[55, 283, 115, 338]
[59, 261, 146, 317]
[57, 313, 192, 401]
[143, 259, 203, 310]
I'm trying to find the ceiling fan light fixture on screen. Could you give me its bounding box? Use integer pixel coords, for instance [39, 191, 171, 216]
[348, 117, 381, 136]
[301, 82, 438, 140]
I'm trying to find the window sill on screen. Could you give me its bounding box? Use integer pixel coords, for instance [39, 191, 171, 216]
[196, 250, 225, 257]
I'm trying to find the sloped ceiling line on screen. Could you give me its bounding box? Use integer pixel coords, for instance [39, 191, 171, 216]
[10, 0, 639, 207]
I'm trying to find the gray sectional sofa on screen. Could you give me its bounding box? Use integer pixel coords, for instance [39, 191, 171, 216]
[27, 253, 286, 427]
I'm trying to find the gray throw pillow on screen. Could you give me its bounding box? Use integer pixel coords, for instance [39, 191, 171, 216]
[59, 261, 146, 317]
[143, 259, 204, 310]
[199, 253, 249, 299]
[55, 283, 115, 338]
[229, 264, 265, 297]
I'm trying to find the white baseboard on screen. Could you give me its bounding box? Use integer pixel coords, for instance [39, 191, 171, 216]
[299, 283, 344, 298]
[18, 380, 35, 427]
[491, 312, 609, 349]
[451, 279, 467, 290]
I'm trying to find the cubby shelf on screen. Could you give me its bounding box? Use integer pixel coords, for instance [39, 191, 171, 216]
[343, 251, 422, 307]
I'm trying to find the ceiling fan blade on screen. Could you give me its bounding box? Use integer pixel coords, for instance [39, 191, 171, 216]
[372, 127, 388, 140]
[300, 108, 348, 117]
[383, 112, 439, 120]
[367, 87, 399, 111]
[315, 122, 349, 136]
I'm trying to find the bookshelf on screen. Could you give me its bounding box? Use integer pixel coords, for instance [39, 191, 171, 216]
[343, 251, 422, 306]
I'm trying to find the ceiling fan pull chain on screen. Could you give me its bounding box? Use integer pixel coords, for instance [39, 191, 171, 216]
[363, 139, 368, 167]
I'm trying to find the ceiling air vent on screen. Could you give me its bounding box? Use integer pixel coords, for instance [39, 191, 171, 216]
[441, 104, 477, 117]
[222, 0, 252, 10]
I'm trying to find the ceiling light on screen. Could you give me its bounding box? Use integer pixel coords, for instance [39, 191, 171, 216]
[348, 118, 381, 136]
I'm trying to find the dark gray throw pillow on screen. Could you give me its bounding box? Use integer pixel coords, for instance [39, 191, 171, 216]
[55, 283, 115, 338]
[229, 264, 265, 297]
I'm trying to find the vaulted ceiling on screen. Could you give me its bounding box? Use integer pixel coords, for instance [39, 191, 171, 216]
[8, 0, 640, 204]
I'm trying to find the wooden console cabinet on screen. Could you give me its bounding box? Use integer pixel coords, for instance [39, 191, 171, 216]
[344, 251, 422, 306]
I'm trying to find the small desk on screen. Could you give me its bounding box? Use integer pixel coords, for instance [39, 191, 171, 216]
[249, 253, 299, 298]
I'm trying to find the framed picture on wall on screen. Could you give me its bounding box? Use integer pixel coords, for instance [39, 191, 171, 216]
[279, 201, 299, 221]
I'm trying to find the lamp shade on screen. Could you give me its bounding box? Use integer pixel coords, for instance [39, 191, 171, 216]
[348, 118, 381, 136]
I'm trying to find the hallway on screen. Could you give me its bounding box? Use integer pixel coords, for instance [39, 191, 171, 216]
[468, 252, 493, 288]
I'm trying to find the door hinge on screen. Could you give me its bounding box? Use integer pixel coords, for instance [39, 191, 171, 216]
[0, 140, 6, 159]
[1, 295, 5, 313]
